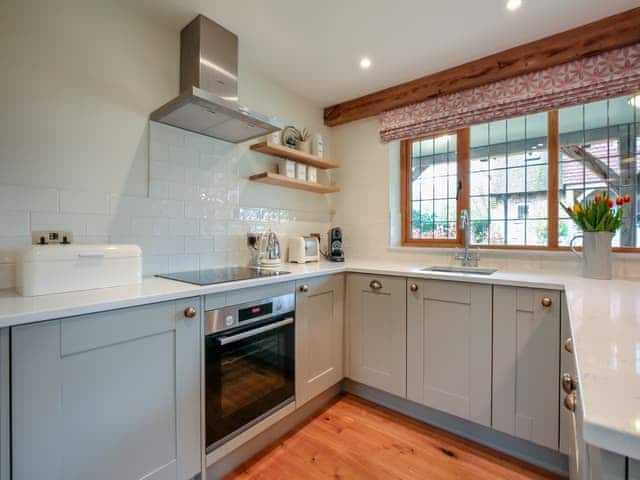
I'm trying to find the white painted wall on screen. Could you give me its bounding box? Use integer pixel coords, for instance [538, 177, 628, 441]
[0, 0, 333, 288]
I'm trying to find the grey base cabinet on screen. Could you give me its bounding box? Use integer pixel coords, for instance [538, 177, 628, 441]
[407, 279, 492, 426]
[346, 274, 406, 397]
[11, 299, 202, 480]
[493, 286, 560, 450]
[295, 274, 345, 407]
[0, 329, 9, 480]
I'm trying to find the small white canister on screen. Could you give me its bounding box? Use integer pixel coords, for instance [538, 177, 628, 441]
[296, 163, 307, 181]
[307, 166, 317, 183]
[268, 130, 282, 145]
[278, 159, 296, 178]
[312, 134, 324, 158]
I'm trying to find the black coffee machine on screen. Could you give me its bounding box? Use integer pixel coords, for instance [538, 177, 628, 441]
[328, 227, 344, 262]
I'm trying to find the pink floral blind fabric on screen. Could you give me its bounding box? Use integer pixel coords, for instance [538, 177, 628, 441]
[379, 43, 640, 142]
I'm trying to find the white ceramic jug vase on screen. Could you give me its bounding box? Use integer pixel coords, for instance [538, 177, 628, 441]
[569, 231, 614, 280]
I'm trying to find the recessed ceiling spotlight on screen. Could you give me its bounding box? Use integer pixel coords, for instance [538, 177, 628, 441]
[506, 0, 522, 11]
[629, 94, 640, 108]
[359, 57, 372, 70]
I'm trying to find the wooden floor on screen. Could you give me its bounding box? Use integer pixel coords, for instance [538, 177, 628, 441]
[225, 394, 566, 480]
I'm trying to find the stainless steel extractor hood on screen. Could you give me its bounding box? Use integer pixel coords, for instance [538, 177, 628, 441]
[150, 15, 282, 143]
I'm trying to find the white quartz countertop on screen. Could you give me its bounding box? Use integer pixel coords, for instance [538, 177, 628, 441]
[0, 259, 638, 459]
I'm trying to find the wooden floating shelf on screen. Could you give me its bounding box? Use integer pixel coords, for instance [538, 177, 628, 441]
[250, 141, 340, 169]
[250, 172, 340, 194]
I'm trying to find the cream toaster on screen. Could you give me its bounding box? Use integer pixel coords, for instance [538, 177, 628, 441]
[288, 236, 320, 263]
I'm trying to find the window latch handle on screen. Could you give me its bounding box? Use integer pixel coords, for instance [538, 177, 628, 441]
[456, 180, 463, 201]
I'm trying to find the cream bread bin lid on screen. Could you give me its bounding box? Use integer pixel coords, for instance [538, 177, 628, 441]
[19, 244, 142, 263]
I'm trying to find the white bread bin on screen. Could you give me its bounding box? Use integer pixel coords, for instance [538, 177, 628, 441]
[16, 244, 142, 296]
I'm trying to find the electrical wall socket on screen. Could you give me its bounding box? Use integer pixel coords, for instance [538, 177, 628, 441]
[31, 231, 73, 245]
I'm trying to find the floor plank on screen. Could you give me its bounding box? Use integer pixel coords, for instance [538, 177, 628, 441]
[224, 394, 566, 480]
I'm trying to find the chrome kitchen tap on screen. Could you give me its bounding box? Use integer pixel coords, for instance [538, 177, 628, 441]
[455, 209, 479, 267]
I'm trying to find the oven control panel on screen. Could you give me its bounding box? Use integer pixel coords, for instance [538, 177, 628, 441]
[205, 293, 295, 335]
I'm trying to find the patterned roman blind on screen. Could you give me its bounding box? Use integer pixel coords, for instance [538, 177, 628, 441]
[380, 44, 640, 142]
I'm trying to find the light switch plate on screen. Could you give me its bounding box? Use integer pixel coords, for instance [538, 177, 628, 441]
[31, 231, 73, 245]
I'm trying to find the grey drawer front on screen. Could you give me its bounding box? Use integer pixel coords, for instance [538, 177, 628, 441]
[61, 302, 176, 356]
[204, 281, 295, 310]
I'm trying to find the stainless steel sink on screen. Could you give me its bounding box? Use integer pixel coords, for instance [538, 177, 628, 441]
[422, 266, 497, 275]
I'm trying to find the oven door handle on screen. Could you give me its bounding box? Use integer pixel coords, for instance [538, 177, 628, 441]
[217, 317, 294, 346]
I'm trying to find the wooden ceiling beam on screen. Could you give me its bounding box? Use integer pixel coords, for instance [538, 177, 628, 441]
[323, 7, 640, 127]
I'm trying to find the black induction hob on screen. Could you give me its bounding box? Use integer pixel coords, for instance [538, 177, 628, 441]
[156, 267, 290, 286]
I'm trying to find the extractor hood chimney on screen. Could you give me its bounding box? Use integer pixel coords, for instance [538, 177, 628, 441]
[150, 15, 282, 143]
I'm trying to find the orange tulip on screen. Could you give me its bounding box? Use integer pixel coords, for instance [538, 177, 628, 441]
[616, 196, 624, 206]
[594, 193, 602, 203]
[608, 198, 614, 208]
[624, 193, 632, 203]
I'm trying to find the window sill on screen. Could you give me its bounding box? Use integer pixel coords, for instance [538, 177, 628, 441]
[388, 245, 640, 258]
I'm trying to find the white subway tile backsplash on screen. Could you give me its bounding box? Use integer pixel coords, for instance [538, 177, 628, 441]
[30, 212, 87, 234]
[149, 180, 169, 199]
[0, 185, 58, 213]
[150, 122, 185, 146]
[150, 160, 171, 182]
[150, 237, 184, 255]
[169, 218, 199, 236]
[0, 212, 30, 236]
[200, 218, 227, 236]
[131, 217, 169, 236]
[143, 254, 169, 276]
[0, 122, 332, 288]
[85, 215, 131, 236]
[149, 141, 170, 163]
[185, 132, 216, 154]
[185, 237, 214, 254]
[60, 190, 110, 215]
[170, 145, 199, 168]
[169, 254, 199, 273]
[199, 252, 228, 269]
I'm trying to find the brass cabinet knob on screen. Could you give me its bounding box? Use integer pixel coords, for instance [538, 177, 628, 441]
[561, 373, 578, 394]
[564, 392, 577, 412]
[299, 284, 309, 293]
[184, 306, 197, 318]
[409, 283, 419, 292]
[564, 337, 573, 354]
[369, 280, 383, 290]
[541, 297, 552, 307]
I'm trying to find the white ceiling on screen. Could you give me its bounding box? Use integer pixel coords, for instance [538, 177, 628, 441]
[125, 0, 639, 107]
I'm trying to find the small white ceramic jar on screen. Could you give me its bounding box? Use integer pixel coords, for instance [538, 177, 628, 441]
[312, 134, 324, 158]
[269, 130, 281, 144]
[278, 159, 296, 178]
[307, 166, 317, 183]
[296, 163, 307, 181]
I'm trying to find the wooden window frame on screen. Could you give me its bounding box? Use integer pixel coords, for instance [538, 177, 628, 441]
[400, 111, 640, 252]
[401, 129, 468, 247]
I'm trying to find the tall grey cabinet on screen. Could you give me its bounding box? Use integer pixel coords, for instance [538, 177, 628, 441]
[407, 279, 492, 426]
[492, 286, 560, 450]
[346, 273, 407, 397]
[11, 299, 202, 480]
[295, 274, 345, 407]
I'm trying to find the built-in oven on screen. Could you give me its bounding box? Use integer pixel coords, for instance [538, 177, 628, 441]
[205, 293, 295, 452]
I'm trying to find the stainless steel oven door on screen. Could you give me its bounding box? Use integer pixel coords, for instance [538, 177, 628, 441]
[205, 315, 295, 452]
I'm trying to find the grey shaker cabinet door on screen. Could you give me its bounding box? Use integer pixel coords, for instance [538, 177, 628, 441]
[11, 299, 202, 480]
[492, 286, 560, 450]
[295, 274, 345, 407]
[346, 274, 407, 397]
[407, 279, 492, 426]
